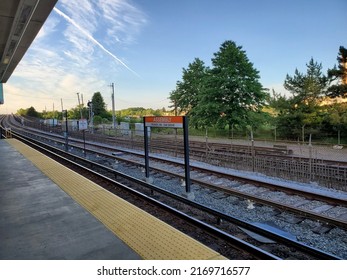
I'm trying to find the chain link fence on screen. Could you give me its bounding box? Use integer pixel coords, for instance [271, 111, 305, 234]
[85, 124, 347, 191]
[16, 116, 347, 191]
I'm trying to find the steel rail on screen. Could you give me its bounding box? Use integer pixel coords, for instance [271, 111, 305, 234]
[6, 114, 347, 167]
[12, 132, 280, 260]
[4, 118, 347, 228]
[11, 131, 341, 260]
[10, 119, 347, 207]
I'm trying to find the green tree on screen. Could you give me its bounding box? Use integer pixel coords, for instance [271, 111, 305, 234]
[321, 102, 347, 144]
[327, 46, 347, 98]
[117, 107, 165, 119]
[190, 40, 267, 129]
[68, 106, 88, 119]
[275, 58, 329, 139]
[284, 58, 329, 107]
[93, 115, 103, 126]
[17, 108, 27, 116]
[26, 106, 40, 118]
[267, 89, 291, 116]
[44, 110, 59, 119]
[169, 58, 208, 115]
[91, 92, 108, 118]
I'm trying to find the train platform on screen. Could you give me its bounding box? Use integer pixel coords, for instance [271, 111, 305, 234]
[0, 139, 226, 260]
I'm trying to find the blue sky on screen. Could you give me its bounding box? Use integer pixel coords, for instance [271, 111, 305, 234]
[1, 0, 346, 114]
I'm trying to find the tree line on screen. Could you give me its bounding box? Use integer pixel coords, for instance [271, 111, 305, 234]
[169, 41, 347, 141]
[17, 92, 167, 126]
[17, 41, 347, 142]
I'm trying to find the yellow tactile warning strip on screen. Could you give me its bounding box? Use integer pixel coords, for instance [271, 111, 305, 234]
[6, 139, 227, 260]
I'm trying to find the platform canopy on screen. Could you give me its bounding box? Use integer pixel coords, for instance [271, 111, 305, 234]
[0, 0, 58, 83]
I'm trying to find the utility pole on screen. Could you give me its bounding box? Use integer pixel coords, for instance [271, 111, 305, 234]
[76, 92, 83, 119]
[61, 98, 64, 127]
[87, 100, 94, 134]
[110, 83, 116, 129]
[53, 103, 55, 126]
[63, 109, 68, 151]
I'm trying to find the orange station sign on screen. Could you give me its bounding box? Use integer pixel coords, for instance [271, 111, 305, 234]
[144, 116, 183, 128]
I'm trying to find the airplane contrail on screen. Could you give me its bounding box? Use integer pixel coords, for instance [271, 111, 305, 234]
[53, 7, 141, 78]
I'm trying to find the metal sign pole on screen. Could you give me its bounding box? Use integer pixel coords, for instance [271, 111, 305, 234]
[83, 129, 86, 156]
[63, 110, 68, 151]
[183, 116, 191, 193]
[143, 117, 150, 179]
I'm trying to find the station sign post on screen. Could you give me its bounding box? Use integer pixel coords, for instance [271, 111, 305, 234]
[63, 110, 69, 151]
[143, 116, 191, 193]
[79, 119, 88, 156]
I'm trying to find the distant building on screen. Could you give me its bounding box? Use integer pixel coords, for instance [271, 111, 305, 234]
[43, 118, 58, 126]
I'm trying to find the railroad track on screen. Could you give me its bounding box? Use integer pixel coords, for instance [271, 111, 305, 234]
[8, 114, 347, 168]
[8, 133, 342, 259]
[6, 114, 347, 191]
[5, 115, 346, 229]
[1, 115, 346, 259]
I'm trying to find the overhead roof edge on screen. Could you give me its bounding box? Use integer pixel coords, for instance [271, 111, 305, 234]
[0, 0, 58, 83]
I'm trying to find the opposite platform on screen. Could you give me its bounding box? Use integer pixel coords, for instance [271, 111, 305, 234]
[0, 139, 227, 260]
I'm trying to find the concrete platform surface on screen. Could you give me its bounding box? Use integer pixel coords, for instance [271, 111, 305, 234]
[1, 138, 227, 260]
[0, 140, 141, 260]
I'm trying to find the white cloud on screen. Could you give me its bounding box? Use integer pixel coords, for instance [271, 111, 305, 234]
[98, 0, 147, 46]
[36, 16, 60, 40]
[59, 0, 98, 32]
[53, 5, 141, 76]
[1, 0, 148, 114]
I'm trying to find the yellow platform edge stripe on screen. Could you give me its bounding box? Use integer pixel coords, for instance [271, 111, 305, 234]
[6, 139, 227, 260]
